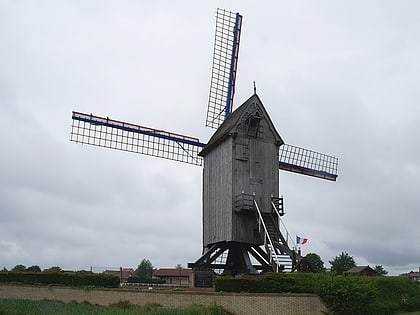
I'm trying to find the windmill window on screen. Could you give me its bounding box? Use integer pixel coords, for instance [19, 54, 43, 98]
[245, 113, 263, 138]
[235, 143, 249, 161]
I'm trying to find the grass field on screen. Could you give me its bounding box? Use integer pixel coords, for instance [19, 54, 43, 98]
[0, 299, 234, 315]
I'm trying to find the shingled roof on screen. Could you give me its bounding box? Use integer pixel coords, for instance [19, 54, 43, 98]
[199, 93, 283, 156]
[344, 265, 376, 276]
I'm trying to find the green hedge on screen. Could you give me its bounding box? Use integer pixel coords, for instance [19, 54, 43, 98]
[215, 273, 420, 315]
[0, 271, 119, 288]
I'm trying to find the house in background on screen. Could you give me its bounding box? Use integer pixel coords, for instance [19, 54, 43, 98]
[408, 268, 420, 282]
[153, 268, 193, 287]
[344, 266, 377, 276]
[104, 268, 136, 283]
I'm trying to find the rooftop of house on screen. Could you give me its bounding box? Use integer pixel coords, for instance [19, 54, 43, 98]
[104, 268, 135, 279]
[153, 268, 192, 277]
[344, 265, 376, 275]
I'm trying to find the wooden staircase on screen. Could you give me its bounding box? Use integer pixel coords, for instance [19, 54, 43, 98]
[255, 202, 303, 272]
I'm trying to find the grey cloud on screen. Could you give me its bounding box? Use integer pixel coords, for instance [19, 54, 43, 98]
[1, 1, 419, 275]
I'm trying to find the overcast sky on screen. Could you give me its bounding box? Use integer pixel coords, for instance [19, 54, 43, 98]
[1, 1, 419, 275]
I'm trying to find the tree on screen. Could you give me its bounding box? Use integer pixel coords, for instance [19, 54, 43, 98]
[26, 265, 41, 272]
[136, 259, 154, 280]
[373, 264, 388, 276]
[11, 264, 26, 272]
[329, 251, 356, 274]
[303, 253, 325, 273]
[44, 266, 63, 273]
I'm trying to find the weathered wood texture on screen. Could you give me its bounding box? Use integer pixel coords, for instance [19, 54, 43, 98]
[202, 138, 233, 245]
[202, 95, 282, 246]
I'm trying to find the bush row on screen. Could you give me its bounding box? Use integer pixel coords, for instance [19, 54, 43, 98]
[0, 271, 119, 288]
[215, 273, 420, 315]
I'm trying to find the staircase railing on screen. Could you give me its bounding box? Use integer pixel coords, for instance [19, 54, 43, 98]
[271, 201, 304, 272]
[254, 200, 281, 272]
[271, 201, 297, 249]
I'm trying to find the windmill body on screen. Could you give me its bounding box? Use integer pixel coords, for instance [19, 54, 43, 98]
[201, 94, 282, 246]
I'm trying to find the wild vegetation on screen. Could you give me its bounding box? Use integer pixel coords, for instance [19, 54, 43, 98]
[215, 272, 420, 315]
[0, 299, 233, 315]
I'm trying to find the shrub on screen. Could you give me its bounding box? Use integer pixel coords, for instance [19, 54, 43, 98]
[214, 275, 260, 292]
[317, 275, 380, 315]
[0, 271, 119, 288]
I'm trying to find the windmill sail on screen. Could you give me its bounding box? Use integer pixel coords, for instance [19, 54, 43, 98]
[71, 111, 205, 166]
[205, 8, 242, 129]
[279, 144, 338, 181]
[70, 8, 339, 278]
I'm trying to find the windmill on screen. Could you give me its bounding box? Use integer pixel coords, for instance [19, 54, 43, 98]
[70, 9, 338, 281]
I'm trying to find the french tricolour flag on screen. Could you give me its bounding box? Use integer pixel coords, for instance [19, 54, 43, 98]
[296, 235, 308, 245]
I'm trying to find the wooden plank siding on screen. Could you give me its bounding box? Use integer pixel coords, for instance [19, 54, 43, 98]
[202, 138, 233, 245]
[202, 94, 282, 247]
[231, 114, 280, 244]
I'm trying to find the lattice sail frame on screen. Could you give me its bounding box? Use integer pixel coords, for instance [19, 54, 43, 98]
[71, 111, 205, 166]
[205, 8, 243, 129]
[71, 112, 338, 180]
[279, 144, 338, 181]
